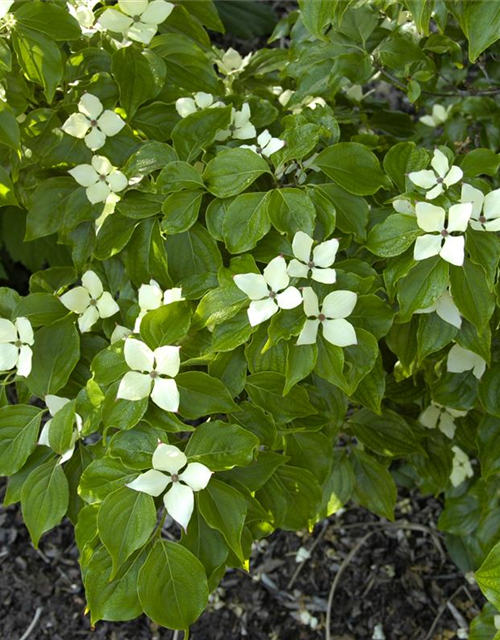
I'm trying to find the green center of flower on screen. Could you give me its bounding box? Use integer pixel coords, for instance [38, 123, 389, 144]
[132, 15, 141, 22]
[436, 177, 444, 184]
[441, 229, 449, 237]
[90, 119, 98, 127]
[14, 340, 23, 348]
[99, 174, 106, 181]
[89, 298, 97, 306]
[318, 313, 326, 322]
[149, 370, 159, 379]
[308, 260, 315, 268]
[268, 290, 276, 299]
[479, 215, 486, 223]
[171, 474, 179, 482]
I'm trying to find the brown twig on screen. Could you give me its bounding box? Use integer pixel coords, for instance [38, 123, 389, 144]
[287, 521, 329, 589]
[17, 606, 43, 640]
[423, 585, 465, 640]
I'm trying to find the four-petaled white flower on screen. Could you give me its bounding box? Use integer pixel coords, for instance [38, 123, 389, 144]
[414, 202, 472, 266]
[419, 104, 452, 127]
[216, 47, 252, 75]
[175, 92, 223, 118]
[215, 104, 256, 141]
[127, 442, 212, 530]
[69, 155, 128, 204]
[134, 280, 183, 331]
[287, 231, 338, 284]
[117, 338, 180, 412]
[111, 324, 132, 344]
[60, 270, 119, 333]
[419, 402, 467, 439]
[450, 446, 473, 487]
[415, 290, 462, 329]
[409, 149, 463, 200]
[240, 130, 285, 158]
[0, 1, 14, 20]
[447, 344, 486, 380]
[62, 93, 125, 151]
[297, 287, 357, 347]
[38, 395, 83, 464]
[0, 317, 34, 377]
[67, 0, 99, 34]
[392, 198, 415, 216]
[234, 256, 302, 327]
[461, 184, 500, 232]
[99, 0, 174, 45]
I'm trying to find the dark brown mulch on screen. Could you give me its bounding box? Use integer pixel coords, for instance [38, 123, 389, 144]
[0, 482, 482, 640]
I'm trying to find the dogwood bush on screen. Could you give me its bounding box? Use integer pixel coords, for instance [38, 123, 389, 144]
[3, 0, 500, 637]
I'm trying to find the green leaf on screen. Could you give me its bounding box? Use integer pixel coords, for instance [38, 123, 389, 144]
[478, 365, 500, 419]
[14, 1, 81, 40]
[112, 48, 166, 119]
[417, 313, 457, 363]
[172, 106, 232, 162]
[176, 372, 238, 420]
[460, 149, 500, 178]
[27, 317, 80, 398]
[317, 184, 369, 241]
[397, 257, 449, 322]
[123, 142, 178, 178]
[151, 34, 220, 93]
[48, 400, 77, 455]
[477, 416, 500, 479]
[79, 458, 138, 502]
[284, 344, 317, 395]
[0, 405, 44, 476]
[352, 450, 396, 521]
[12, 26, 63, 102]
[223, 192, 272, 253]
[98, 486, 157, 579]
[450, 0, 500, 62]
[475, 541, 500, 608]
[315, 142, 390, 196]
[157, 161, 204, 193]
[26, 177, 76, 240]
[85, 546, 145, 624]
[245, 372, 317, 423]
[349, 408, 423, 457]
[204, 149, 270, 198]
[15, 293, 67, 326]
[21, 460, 69, 547]
[198, 479, 247, 562]
[450, 260, 494, 332]
[0, 103, 20, 153]
[185, 421, 259, 471]
[366, 214, 420, 258]
[349, 295, 395, 340]
[101, 385, 148, 432]
[181, 509, 229, 586]
[138, 540, 209, 630]
[91, 342, 128, 387]
[319, 451, 354, 518]
[161, 190, 203, 234]
[383, 141, 428, 192]
[269, 188, 316, 237]
[141, 301, 192, 349]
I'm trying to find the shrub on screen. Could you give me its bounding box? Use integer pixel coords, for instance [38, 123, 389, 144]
[2, 0, 500, 636]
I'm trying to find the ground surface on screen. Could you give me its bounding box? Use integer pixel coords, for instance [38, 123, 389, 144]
[0, 481, 482, 640]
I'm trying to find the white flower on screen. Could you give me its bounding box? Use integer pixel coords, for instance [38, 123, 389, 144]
[461, 184, 500, 232]
[69, 155, 128, 204]
[216, 47, 252, 75]
[287, 231, 338, 284]
[419, 104, 452, 127]
[392, 198, 415, 215]
[110, 324, 132, 343]
[127, 442, 211, 529]
[215, 104, 256, 141]
[409, 149, 463, 200]
[60, 270, 120, 333]
[419, 402, 467, 439]
[38, 395, 83, 464]
[67, 0, 99, 34]
[95, 192, 121, 230]
[233, 256, 302, 326]
[98, 0, 174, 45]
[415, 290, 462, 329]
[297, 287, 357, 347]
[240, 130, 285, 158]
[447, 344, 486, 380]
[414, 202, 472, 266]
[0, 317, 34, 377]
[290, 95, 326, 115]
[494, 614, 500, 630]
[134, 280, 183, 331]
[62, 93, 125, 151]
[0, 1, 14, 20]
[117, 338, 180, 412]
[450, 446, 473, 487]
[175, 92, 223, 118]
